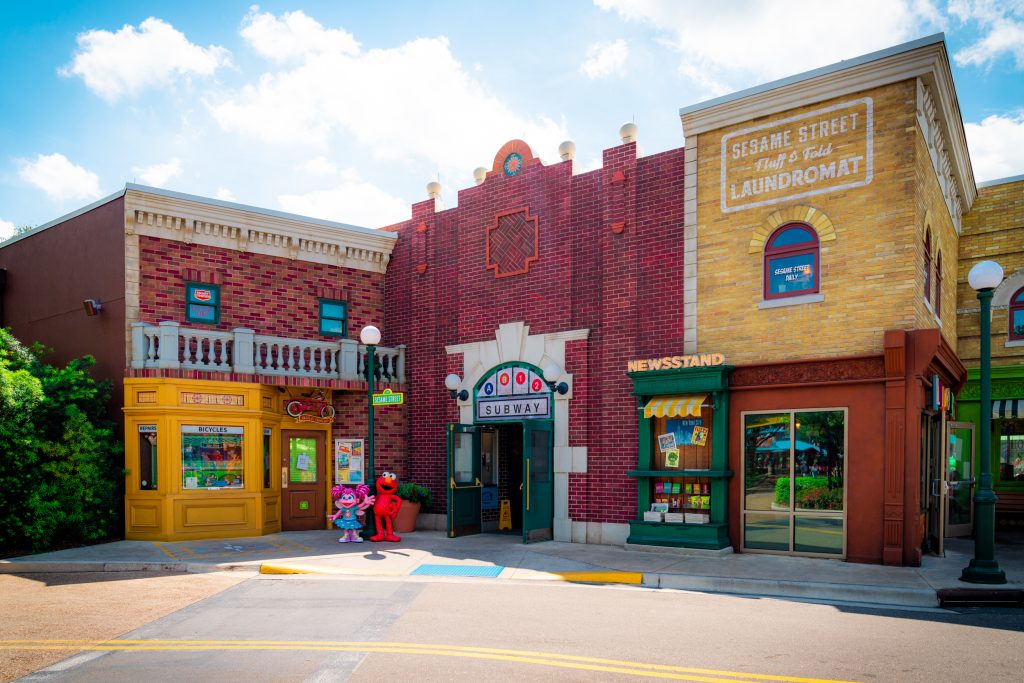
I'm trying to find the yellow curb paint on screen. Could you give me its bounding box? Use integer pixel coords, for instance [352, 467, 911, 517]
[0, 640, 856, 682]
[551, 571, 644, 584]
[258, 563, 405, 576]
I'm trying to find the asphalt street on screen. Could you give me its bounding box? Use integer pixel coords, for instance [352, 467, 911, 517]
[7, 573, 1023, 682]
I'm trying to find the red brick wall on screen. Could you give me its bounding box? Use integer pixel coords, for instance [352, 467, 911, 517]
[138, 236, 384, 340]
[331, 390, 410, 503]
[384, 142, 687, 523]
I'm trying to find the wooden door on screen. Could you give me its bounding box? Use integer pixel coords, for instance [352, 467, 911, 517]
[281, 430, 327, 531]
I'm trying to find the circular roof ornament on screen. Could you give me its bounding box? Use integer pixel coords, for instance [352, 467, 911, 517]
[503, 152, 523, 177]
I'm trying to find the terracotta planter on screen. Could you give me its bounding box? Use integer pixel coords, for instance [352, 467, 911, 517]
[393, 501, 421, 533]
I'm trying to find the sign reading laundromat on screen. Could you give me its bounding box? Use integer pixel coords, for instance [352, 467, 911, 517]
[475, 364, 551, 421]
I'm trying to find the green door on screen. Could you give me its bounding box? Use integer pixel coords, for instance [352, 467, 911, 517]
[946, 422, 975, 538]
[522, 421, 553, 543]
[447, 423, 481, 537]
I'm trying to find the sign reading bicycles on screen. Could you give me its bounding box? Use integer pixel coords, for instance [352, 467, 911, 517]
[284, 390, 336, 424]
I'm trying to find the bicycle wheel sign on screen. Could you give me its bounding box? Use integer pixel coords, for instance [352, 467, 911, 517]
[284, 389, 336, 424]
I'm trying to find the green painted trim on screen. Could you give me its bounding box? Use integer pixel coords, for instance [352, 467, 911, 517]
[958, 365, 1024, 401]
[184, 282, 221, 325]
[627, 520, 730, 549]
[628, 470, 733, 478]
[317, 298, 348, 337]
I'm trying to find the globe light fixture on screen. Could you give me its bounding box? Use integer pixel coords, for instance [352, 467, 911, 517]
[445, 373, 468, 401]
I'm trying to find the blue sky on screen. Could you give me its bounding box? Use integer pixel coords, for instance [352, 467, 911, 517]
[2, 1, 1023, 236]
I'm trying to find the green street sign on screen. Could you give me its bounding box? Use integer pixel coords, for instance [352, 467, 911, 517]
[372, 388, 405, 406]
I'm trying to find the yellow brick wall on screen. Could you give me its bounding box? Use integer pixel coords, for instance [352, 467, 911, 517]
[913, 131, 959, 348]
[956, 178, 1024, 367]
[695, 79, 955, 364]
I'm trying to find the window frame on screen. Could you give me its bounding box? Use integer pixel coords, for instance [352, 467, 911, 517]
[318, 298, 348, 338]
[923, 229, 932, 304]
[1010, 286, 1024, 341]
[934, 251, 942, 319]
[762, 223, 820, 301]
[184, 282, 221, 326]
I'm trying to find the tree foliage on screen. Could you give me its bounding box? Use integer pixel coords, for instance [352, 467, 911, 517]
[0, 329, 123, 552]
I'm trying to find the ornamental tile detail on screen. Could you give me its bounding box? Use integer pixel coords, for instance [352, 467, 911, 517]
[486, 208, 539, 278]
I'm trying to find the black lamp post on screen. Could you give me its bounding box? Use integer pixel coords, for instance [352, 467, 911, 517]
[961, 260, 1007, 584]
[360, 324, 381, 540]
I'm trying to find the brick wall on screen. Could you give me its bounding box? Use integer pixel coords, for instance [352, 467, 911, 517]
[331, 390, 409, 501]
[384, 142, 686, 523]
[138, 235, 384, 341]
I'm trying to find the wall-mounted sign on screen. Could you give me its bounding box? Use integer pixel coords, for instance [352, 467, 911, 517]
[475, 364, 552, 422]
[627, 354, 725, 372]
[181, 392, 244, 406]
[284, 390, 336, 423]
[720, 97, 873, 213]
[372, 388, 404, 406]
[334, 438, 365, 484]
[138, 424, 157, 434]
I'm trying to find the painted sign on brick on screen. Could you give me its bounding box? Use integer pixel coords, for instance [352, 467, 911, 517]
[721, 98, 873, 213]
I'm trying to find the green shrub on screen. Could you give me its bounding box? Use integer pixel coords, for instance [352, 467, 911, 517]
[0, 329, 123, 553]
[397, 482, 432, 510]
[774, 476, 830, 506]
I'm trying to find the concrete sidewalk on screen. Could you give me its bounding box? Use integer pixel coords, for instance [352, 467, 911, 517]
[3, 531, 1022, 609]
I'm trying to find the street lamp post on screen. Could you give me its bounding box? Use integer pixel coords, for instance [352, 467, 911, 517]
[961, 261, 1007, 584]
[361, 324, 382, 540]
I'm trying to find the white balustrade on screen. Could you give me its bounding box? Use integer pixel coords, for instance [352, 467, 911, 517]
[130, 322, 405, 383]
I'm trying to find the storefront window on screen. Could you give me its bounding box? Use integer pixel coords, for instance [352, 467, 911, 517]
[998, 419, 1024, 484]
[763, 224, 819, 300]
[742, 409, 846, 556]
[263, 428, 272, 489]
[646, 410, 714, 523]
[181, 425, 244, 489]
[138, 425, 157, 491]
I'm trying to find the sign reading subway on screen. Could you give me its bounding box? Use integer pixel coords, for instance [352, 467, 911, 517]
[720, 98, 872, 212]
[475, 364, 551, 422]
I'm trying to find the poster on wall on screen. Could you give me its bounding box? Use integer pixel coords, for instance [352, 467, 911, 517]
[334, 439, 364, 485]
[692, 426, 709, 447]
[657, 432, 677, 451]
[666, 418, 703, 446]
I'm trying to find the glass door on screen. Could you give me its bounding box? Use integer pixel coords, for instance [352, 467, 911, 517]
[522, 421, 553, 543]
[945, 422, 975, 538]
[447, 423, 481, 537]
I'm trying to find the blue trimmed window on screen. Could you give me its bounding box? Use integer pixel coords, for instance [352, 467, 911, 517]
[763, 224, 819, 300]
[318, 299, 348, 337]
[185, 282, 220, 325]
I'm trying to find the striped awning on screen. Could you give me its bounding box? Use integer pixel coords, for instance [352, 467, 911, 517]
[643, 394, 707, 419]
[993, 399, 1022, 419]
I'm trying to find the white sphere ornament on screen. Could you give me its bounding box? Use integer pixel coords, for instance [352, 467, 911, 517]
[360, 325, 382, 345]
[426, 181, 442, 198]
[473, 167, 487, 185]
[444, 373, 462, 391]
[543, 362, 562, 383]
[968, 260, 1004, 291]
[619, 122, 638, 143]
[558, 140, 576, 161]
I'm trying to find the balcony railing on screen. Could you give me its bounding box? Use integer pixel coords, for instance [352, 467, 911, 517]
[130, 321, 405, 383]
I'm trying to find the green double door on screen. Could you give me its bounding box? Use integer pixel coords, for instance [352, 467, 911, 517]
[447, 421, 552, 543]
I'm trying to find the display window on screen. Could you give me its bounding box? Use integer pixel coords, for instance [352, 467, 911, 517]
[997, 418, 1024, 485]
[138, 424, 157, 491]
[645, 411, 714, 523]
[181, 425, 244, 489]
[741, 409, 846, 556]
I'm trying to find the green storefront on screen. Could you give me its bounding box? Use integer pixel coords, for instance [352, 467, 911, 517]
[626, 362, 732, 550]
[957, 364, 1024, 532]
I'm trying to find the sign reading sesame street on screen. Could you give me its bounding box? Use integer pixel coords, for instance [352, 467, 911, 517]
[721, 98, 873, 213]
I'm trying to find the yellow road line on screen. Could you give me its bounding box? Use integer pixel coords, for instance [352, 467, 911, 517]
[0, 640, 857, 683]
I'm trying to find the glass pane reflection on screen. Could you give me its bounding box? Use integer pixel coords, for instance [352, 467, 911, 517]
[743, 514, 790, 552]
[794, 516, 843, 555]
[744, 413, 791, 511]
[793, 411, 844, 512]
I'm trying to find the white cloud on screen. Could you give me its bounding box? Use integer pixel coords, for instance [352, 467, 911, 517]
[215, 187, 237, 201]
[133, 158, 183, 187]
[297, 156, 339, 176]
[278, 169, 410, 227]
[0, 219, 17, 241]
[17, 153, 102, 202]
[240, 8, 359, 63]
[207, 10, 568, 179]
[950, 1, 1024, 69]
[580, 39, 629, 79]
[60, 17, 231, 102]
[595, 0, 943, 95]
[966, 112, 1024, 181]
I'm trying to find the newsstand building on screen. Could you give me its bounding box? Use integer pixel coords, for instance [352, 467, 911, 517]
[1, 34, 1013, 567]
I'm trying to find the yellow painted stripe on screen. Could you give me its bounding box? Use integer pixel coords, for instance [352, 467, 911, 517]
[644, 395, 707, 419]
[0, 640, 858, 683]
[152, 543, 180, 561]
[550, 571, 643, 584]
[259, 562, 405, 576]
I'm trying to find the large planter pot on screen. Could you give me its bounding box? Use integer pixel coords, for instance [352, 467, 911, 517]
[394, 501, 421, 533]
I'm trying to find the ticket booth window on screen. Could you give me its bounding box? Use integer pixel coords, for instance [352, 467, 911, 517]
[138, 425, 157, 491]
[181, 426, 244, 489]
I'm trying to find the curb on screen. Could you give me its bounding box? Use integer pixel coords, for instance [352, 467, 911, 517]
[0, 560, 258, 574]
[259, 562, 406, 577]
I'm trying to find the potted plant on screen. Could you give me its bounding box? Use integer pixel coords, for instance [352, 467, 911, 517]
[394, 482, 431, 533]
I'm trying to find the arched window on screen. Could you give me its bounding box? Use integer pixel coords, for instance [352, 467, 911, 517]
[1011, 287, 1024, 341]
[935, 252, 942, 318]
[764, 223, 819, 300]
[923, 229, 932, 303]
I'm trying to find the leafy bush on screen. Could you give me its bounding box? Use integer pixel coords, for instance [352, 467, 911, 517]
[0, 329, 123, 553]
[397, 482, 431, 509]
[774, 476, 829, 505]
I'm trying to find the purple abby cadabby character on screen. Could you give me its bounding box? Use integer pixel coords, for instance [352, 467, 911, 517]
[329, 484, 375, 543]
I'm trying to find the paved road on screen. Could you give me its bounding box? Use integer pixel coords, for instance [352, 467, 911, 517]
[6, 574, 1024, 682]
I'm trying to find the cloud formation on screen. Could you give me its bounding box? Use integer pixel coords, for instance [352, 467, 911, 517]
[581, 39, 629, 79]
[133, 158, 183, 187]
[17, 153, 101, 202]
[0, 219, 17, 241]
[60, 17, 231, 101]
[950, 0, 1024, 69]
[278, 169, 410, 227]
[965, 112, 1024, 181]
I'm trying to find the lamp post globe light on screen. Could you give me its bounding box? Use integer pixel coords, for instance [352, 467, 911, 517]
[961, 260, 1007, 584]
[445, 373, 468, 401]
[360, 325, 381, 539]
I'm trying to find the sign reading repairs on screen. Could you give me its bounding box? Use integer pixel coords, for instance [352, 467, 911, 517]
[627, 354, 725, 372]
[720, 98, 872, 213]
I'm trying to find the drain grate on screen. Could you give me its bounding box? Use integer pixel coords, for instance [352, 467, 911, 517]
[411, 564, 504, 577]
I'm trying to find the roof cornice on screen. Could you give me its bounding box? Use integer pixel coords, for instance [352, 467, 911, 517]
[680, 34, 976, 211]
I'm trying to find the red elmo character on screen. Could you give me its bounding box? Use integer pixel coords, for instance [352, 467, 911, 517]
[370, 471, 402, 542]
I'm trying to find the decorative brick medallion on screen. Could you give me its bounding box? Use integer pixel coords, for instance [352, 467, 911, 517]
[486, 208, 539, 278]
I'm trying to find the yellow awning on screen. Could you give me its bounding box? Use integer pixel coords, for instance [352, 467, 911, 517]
[643, 394, 707, 419]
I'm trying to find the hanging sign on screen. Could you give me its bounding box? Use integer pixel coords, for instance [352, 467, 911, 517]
[475, 364, 551, 422]
[372, 388, 404, 406]
[627, 354, 725, 372]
